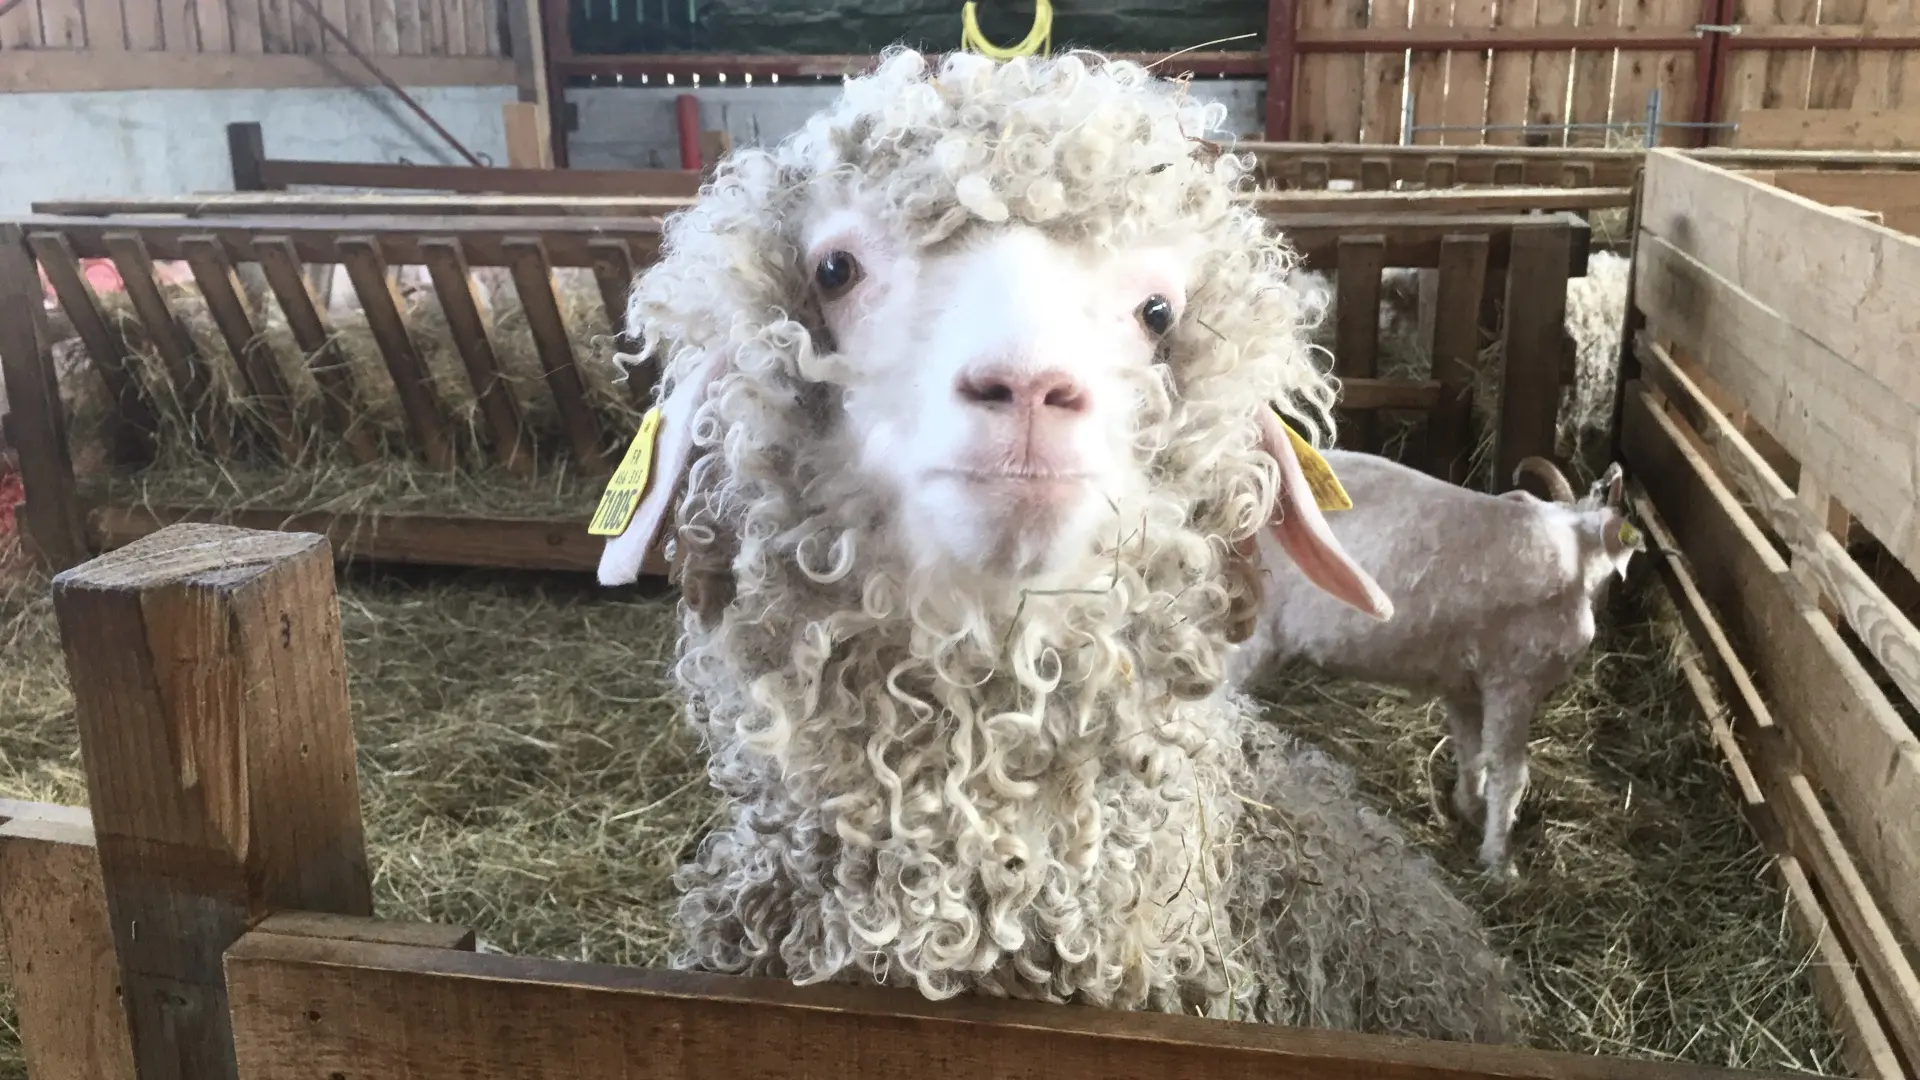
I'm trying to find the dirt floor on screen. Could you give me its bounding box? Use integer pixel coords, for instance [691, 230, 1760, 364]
[0, 554, 1843, 1077]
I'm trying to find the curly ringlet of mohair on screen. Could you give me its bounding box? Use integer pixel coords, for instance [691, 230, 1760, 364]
[621, 47, 1520, 1043]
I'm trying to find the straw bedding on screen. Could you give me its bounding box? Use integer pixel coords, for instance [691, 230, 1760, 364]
[0, 536, 1844, 1076]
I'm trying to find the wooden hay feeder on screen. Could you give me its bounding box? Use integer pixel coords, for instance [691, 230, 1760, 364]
[0, 199, 1596, 577]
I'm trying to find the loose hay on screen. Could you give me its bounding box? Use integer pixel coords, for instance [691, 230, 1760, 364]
[0, 563, 1841, 1076]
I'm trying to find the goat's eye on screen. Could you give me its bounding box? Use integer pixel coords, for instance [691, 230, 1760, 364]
[815, 251, 861, 298]
[1138, 295, 1175, 336]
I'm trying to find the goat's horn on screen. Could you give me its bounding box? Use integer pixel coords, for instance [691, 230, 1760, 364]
[1512, 456, 1575, 504]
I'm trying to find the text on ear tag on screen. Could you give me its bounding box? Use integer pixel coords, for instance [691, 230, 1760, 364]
[1274, 407, 1353, 513]
[590, 406, 665, 537]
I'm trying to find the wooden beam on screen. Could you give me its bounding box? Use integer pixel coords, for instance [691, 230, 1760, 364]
[52, 524, 375, 1080]
[0, 51, 514, 93]
[226, 122, 274, 193]
[1734, 108, 1920, 151]
[222, 930, 1811, 1080]
[1334, 235, 1386, 451]
[1758, 169, 1920, 234]
[1494, 221, 1573, 485]
[252, 911, 477, 952]
[0, 805, 138, 1080]
[85, 504, 671, 577]
[1246, 187, 1633, 214]
[503, 101, 553, 169]
[256, 158, 702, 197]
[1427, 235, 1490, 483]
[0, 223, 87, 570]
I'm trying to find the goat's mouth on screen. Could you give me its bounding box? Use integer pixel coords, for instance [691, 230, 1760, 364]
[931, 467, 1089, 511]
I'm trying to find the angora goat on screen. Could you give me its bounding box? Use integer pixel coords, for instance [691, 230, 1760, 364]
[1227, 453, 1645, 874]
[597, 48, 1518, 1043]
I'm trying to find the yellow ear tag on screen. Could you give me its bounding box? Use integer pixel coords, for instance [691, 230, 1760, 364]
[1617, 519, 1643, 549]
[1274, 408, 1353, 513]
[589, 406, 664, 537]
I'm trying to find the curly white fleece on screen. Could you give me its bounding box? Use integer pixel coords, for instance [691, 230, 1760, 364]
[623, 47, 1518, 1044]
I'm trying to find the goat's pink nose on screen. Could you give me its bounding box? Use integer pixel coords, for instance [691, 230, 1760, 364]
[955, 367, 1090, 414]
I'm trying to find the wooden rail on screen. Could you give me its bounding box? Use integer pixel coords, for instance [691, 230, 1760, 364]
[0, 523, 1823, 1080]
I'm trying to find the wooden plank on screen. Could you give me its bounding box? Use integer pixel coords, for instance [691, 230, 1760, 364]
[36, 0, 84, 46]
[1427, 234, 1491, 482]
[1620, 385, 1920, 973]
[159, 0, 195, 50]
[0, 810, 138, 1080]
[84, 504, 670, 576]
[1334, 235, 1386, 451]
[503, 237, 608, 474]
[336, 237, 457, 470]
[228, 0, 263, 49]
[259, 0, 290, 50]
[102, 231, 236, 459]
[1, 225, 92, 571]
[0, 52, 513, 92]
[248, 159, 702, 199]
[319, 0, 347, 55]
[224, 929, 1811, 1080]
[1636, 150, 1920, 571]
[1361, 0, 1413, 143]
[124, 0, 161, 48]
[1852, 0, 1905, 109]
[196, 0, 232, 52]
[1735, 108, 1920, 150]
[179, 235, 301, 462]
[28, 232, 159, 465]
[394, 0, 418, 53]
[1, 0, 45, 46]
[1789, 468, 1849, 624]
[1407, 0, 1452, 146]
[1760, 168, 1920, 234]
[1569, 0, 1620, 138]
[419, 238, 531, 475]
[1809, 0, 1869, 110]
[1250, 186, 1633, 213]
[367, 0, 394, 50]
[503, 101, 552, 169]
[1526, 5, 1574, 147]
[341, 0, 371, 51]
[1766, 0, 1818, 112]
[52, 523, 375, 1080]
[252, 237, 381, 465]
[1483, 0, 1538, 146]
[440, 0, 463, 54]
[1444, 0, 1497, 145]
[254, 910, 476, 951]
[86, 0, 131, 47]
[1494, 221, 1571, 483]
[1338, 378, 1442, 409]
[1295, 0, 1367, 142]
[464, 0, 486, 56]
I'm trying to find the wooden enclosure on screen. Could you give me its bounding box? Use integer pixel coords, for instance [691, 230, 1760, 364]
[1615, 148, 1920, 1079]
[0, 200, 1592, 575]
[0, 520, 1830, 1080]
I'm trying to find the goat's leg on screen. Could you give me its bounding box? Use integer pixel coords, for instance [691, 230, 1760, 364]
[1475, 681, 1542, 875]
[1443, 694, 1486, 827]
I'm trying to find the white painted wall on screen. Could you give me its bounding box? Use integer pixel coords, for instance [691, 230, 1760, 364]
[0, 84, 516, 213]
[565, 78, 1268, 170]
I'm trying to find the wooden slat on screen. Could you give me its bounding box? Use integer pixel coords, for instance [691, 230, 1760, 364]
[124, 0, 161, 48]
[196, 0, 232, 52]
[1635, 150, 1920, 572]
[28, 232, 159, 464]
[503, 101, 552, 169]
[1853, 0, 1906, 109]
[1407, 0, 1451, 146]
[342, 0, 371, 50]
[320, 0, 347, 53]
[160, 0, 195, 49]
[1338, 378, 1442, 410]
[0, 225, 86, 569]
[1493, 221, 1571, 484]
[1620, 384, 1920, 971]
[1735, 108, 1920, 150]
[259, 0, 289, 49]
[419, 238, 531, 474]
[368, 0, 395, 50]
[0, 50, 514, 92]
[1483, 0, 1536, 147]
[1426, 234, 1491, 482]
[1568, 0, 1618, 139]
[1295, 0, 1367, 142]
[36, 0, 83, 45]
[1526, 0, 1575, 149]
[54, 524, 375, 1080]
[88, 0, 131, 47]
[229, 0, 263, 49]
[1766, 0, 1819, 112]
[29, 213, 666, 269]
[254, 910, 476, 951]
[441, 0, 463, 53]
[102, 230, 235, 457]
[180, 234, 302, 461]
[85, 504, 670, 576]
[1444, 0, 1497, 145]
[1334, 235, 1385, 451]
[1809, 0, 1868, 109]
[503, 237, 607, 473]
[336, 236, 456, 470]
[1758, 168, 1920, 234]
[1360, 0, 1412, 143]
[416, 0, 440, 56]
[465, 0, 487, 56]
[252, 237, 382, 465]
[394, 0, 419, 53]
[0, 809, 138, 1080]
[224, 929, 1810, 1080]
[0, 0, 44, 46]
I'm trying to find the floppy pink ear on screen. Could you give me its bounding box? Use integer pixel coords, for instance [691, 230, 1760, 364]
[596, 351, 727, 586]
[1255, 409, 1394, 621]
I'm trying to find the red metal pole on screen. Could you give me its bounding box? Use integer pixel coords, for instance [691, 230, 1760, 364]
[1691, 0, 1734, 147]
[676, 94, 703, 171]
[1264, 0, 1299, 140]
[543, 0, 573, 168]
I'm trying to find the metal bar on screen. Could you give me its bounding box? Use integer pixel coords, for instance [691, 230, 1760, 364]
[1409, 119, 1735, 132]
[1724, 33, 1920, 48]
[554, 50, 1268, 82]
[1691, 0, 1727, 148]
[545, 0, 573, 168]
[282, 0, 487, 168]
[1264, 0, 1299, 140]
[1644, 87, 1661, 149]
[675, 93, 701, 171]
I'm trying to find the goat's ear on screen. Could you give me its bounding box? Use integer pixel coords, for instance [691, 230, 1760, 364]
[1256, 408, 1394, 621]
[595, 351, 728, 586]
[1602, 463, 1625, 509]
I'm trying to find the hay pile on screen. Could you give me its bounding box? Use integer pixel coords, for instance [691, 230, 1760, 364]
[0, 556, 1843, 1076]
[49, 266, 646, 521]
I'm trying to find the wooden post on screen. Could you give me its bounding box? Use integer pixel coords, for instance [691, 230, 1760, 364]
[1333, 235, 1385, 453]
[1263, 0, 1299, 140]
[226, 122, 273, 192]
[0, 222, 88, 570]
[0, 804, 137, 1080]
[1425, 234, 1490, 483]
[504, 101, 553, 169]
[1494, 220, 1574, 488]
[52, 523, 373, 1080]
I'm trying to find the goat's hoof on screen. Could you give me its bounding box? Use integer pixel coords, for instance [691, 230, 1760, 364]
[1476, 854, 1520, 883]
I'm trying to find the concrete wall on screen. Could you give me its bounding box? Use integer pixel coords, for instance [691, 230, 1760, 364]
[565, 79, 1268, 170]
[0, 84, 516, 213]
